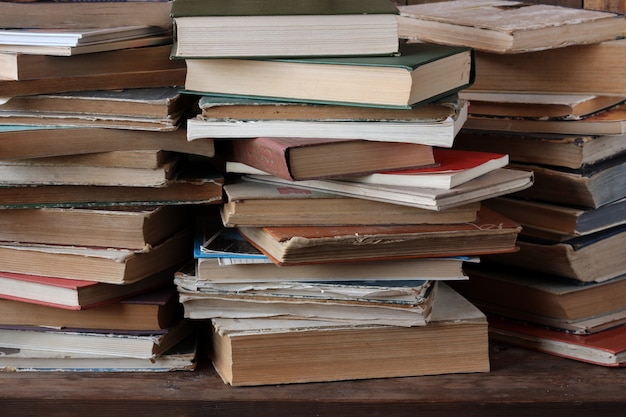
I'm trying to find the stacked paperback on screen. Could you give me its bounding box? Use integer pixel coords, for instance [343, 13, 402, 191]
[396, 0, 626, 366]
[0, 0, 225, 372]
[170, 0, 534, 386]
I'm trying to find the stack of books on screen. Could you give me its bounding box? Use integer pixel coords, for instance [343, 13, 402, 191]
[170, 0, 535, 386]
[0, 0, 226, 371]
[398, 0, 626, 367]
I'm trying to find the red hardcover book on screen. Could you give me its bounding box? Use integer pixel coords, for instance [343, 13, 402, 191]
[0, 268, 173, 310]
[489, 315, 626, 367]
[238, 207, 521, 265]
[345, 148, 508, 189]
[226, 137, 436, 181]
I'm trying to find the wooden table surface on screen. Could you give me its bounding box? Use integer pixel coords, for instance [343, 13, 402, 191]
[1, 342, 624, 417]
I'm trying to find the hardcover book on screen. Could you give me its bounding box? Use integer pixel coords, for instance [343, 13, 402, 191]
[171, 0, 399, 58]
[183, 42, 475, 108]
[223, 136, 436, 181]
[398, 0, 624, 54]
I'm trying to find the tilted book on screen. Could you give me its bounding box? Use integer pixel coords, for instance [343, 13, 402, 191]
[398, 0, 624, 54]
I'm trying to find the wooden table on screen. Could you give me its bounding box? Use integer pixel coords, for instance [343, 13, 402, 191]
[1, 343, 624, 417]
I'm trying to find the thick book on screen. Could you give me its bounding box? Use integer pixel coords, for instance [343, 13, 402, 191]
[0, 335, 197, 373]
[344, 149, 508, 190]
[209, 283, 489, 386]
[0, 268, 174, 310]
[0, 205, 190, 250]
[485, 197, 626, 240]
[188, 95, 468, 146]
[0, 161, 224, 209]
[237, 207, 522, 266]
[0, 0, 174, 30]
[453, 263, 626, 324]
[0, 319, 194, 360]
[194, 256, 474, 283]
[221, 179, 480, 227]
[469, 38, 626, 95]
[224, 137, 435, 181]
[0, 286, 183, 331]
[489, 316, 626, 367]
[183, 42, 475, 108]
[244, 167, 533, 211]
[0, 88, 195, 119]
[486, 223, 626, 283]
[16, 149, 179, 170]
[0, 229, 193, 285]
[0, 45, 186, 98]
[0, 126, 215, 160]
[171, 0, 399, 58]
[509, 155, 626, 209]
[0, 155, 182, 187]
[465, 103, 626, 136]
[459, 92, 626, 119]
[454, 130, 626, 170]
[398, 0, 623, 54]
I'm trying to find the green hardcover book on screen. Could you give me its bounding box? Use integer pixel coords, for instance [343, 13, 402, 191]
[184, 43, 475, 108]
[171, 0, 399, 58]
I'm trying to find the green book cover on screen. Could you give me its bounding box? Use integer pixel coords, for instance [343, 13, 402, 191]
[171, 0, 398, 17]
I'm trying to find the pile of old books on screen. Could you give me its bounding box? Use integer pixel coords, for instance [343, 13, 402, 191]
[0, 0, 222, 372]
[169, 0, 541, 386]
[394, 0, 626, 367]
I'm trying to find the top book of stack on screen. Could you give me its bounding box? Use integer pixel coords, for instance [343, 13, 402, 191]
[170, 0, 400, 58]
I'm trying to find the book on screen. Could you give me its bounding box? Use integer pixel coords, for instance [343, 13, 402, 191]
[452, 263, 626, 324]
[0, 319, 194, 360]
[0, 126, 215, 160]
[194, 256, 475, 283]
[0, 0, 174, 29]
[489, 316, 626, 367]
[464, 103, 626, 136]
[176, 274, 437, 327]
[0, 160, 224, 208]
[0, 335, 197, 372]
[0, 45, 186, 98]
[484, 197, 626, 240]
[0, 205, 190, 249]
[485, 223, 626, 283]
[0, 88, 195, 119]
[454, 130, 626, 170]
[16, 149, 179, 170]
[183, 42, 475, 108]
[343, 149, 508, 190]
[221, 179, 481, 227]
[236, 207, 522, 266]
[170, 0, 399, 58]
[0, 268, 175, 310]
[509, 156, 626, 209]
[458, 92, 626, 119]
[244, 167, 533, 211]
[188, 95, 469, 146]
[585, 0, 626, 13]
[0, 26, 168, 48]
[0, 34, 172, 56]
[223, 137, 436, 181]
[397, 0, 624, 54]
[0, 229, 193, 284]
[469, 38, 626, 95]
[0, 286, 183, 331]
[209, 283, 489, 386]
[0, 155, 182, 187]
